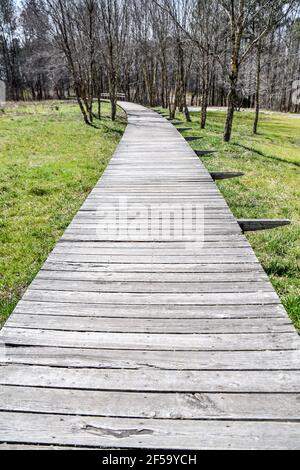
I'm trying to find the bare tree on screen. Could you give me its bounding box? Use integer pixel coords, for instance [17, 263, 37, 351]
[0, 0, 22, 100]
[34, 0, 98, 125]
[1, 0, 299, 128]
[98, 0, 129, 120]
[220, 0, 298, 141]
[190, 0, 226, 128]
[153, 0, 226, 127]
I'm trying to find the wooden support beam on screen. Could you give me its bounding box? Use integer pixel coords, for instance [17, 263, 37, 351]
[177, 127, 193, 133]
[185, 136, 203, 142]
[195, 150, 218, 157]
[210, 172, 244, 181]
[238, 219, 291, 233]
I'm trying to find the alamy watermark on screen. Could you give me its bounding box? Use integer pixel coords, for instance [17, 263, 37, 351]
[95, 197, 205, 250]
[0, 80, 6, 106]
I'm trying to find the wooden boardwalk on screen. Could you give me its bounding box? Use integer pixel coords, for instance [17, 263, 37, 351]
[0, 103, 299, 449]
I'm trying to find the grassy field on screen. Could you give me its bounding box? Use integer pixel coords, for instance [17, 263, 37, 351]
[171, 109, 299, 330]
[0, 101, 126, 326]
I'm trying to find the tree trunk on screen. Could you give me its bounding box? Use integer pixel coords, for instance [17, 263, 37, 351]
[84, 97, 93, 123]
[253, 43, 262, 134]
[200, 56, 210, 129]
[170, 84, 178, 119]
[97, 96, 101, 120]
[75, 86, 91, 125]
[109, 72, 117, 121]
[224, 74, 238, 142]
[111, 96, 117, 121]
[184, 105, 191, 122]
[201, 85, 208, 129]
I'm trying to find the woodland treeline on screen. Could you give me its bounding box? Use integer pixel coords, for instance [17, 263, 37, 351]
[0, 0, 299, 140]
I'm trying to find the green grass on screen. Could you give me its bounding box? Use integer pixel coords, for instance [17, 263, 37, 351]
[168, 109, 300, 330]
[0, 100, 126, 325]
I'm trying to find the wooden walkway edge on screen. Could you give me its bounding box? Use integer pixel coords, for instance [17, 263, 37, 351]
[0, 103, 299, 450]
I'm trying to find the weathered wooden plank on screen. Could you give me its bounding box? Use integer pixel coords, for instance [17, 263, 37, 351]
[13, 301, 287, 319]
[22, 290, 280, 306]
[5, 314, 293, 334]
[1, 386, 299, 421]
[1, 328, 297, 351]
[61, 234, 247, 242]
[1, 412, 300, 449]
[82, 188, 227, 193]
[69, 219, 238, 226]
[46, 254, 259, 264]
[1, 365, 300, 392]
[57, 241, 250, 250]
[80, 196, 229, 202]
[52, 247, 252, 256]
[37, 270, 268, 282]
[73, 214, 237, 222]
[0, 443, 82, 450]
[42, 261, 264, 273]
[99, 178, 217, 182]
[86, 185, 220, 190]
[29, 279, 274, 294]
[66, 224, 239, 232]
[3, 346, 298, 370]
[66, 220, 238, 228]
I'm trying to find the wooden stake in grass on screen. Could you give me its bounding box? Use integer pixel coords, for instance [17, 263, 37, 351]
[210, 172, 244, 181]
[176, 127, 192, 133]
[238, 219, 291, 233]
[185, 136, 203, 142]
[195, 150, 218, 157]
